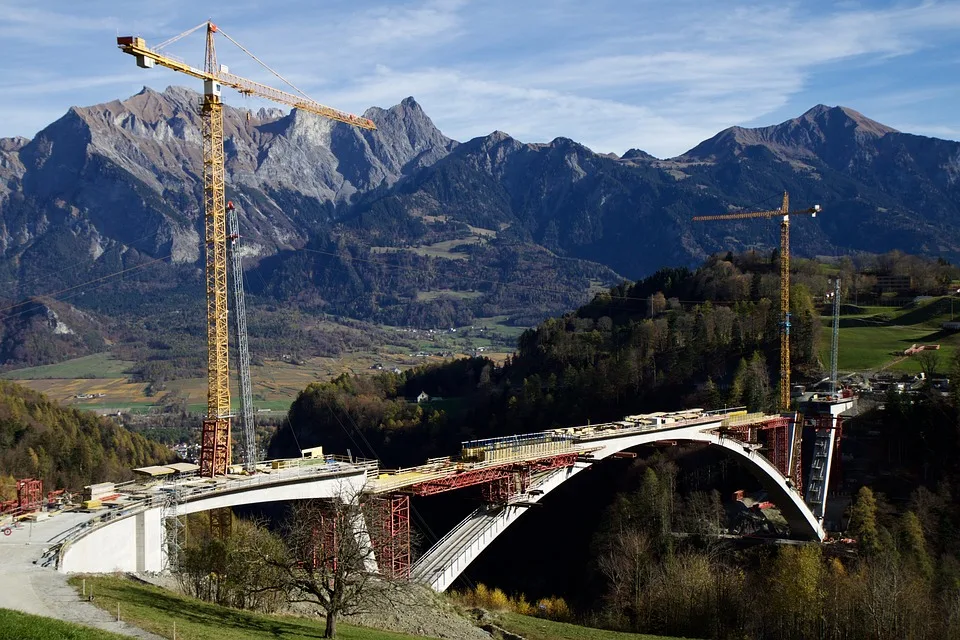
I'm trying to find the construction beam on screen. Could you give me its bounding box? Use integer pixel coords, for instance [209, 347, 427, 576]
[407, 453, 579, 496]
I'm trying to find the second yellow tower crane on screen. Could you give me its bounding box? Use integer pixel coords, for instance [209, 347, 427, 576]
[692, 192, 821, 412]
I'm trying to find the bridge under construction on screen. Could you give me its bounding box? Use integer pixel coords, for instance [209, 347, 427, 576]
[2, 399, 854, 593]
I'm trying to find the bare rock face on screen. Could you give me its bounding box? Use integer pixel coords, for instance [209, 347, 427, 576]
[0, 87, 456, 274]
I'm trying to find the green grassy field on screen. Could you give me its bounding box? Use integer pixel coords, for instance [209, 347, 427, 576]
[0, 608, 131, 639]
[67, 575, 435, 640]
[0, 352, 133, 380]
[494, 612, 688, 640]
[819, 296, 960, 373]
[61, 575, 684, 640]
[0, 315, 525, 413]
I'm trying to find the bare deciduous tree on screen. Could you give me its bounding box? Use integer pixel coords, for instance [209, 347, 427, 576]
[917, 349, 940, 380]
[265, 485, 381, 638]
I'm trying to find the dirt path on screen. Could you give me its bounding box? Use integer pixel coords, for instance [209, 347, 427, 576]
[0, 511, 163, 639]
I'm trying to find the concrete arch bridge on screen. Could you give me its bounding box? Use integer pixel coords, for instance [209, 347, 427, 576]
[47, 402, 854, 592]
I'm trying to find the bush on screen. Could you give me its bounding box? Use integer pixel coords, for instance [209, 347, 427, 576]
[489, 588, 509, 610]
[536, 596, 572, 622]
[514, 593, 535, 615]
[451, 584, 569, 621]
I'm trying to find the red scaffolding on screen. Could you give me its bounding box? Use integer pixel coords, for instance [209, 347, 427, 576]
[16, 478, 42, 513]
[756, 416, 792, 477]
[407, 453, 579, 497]
[368, 494, 411, 580]
[717, 417, 793, 478]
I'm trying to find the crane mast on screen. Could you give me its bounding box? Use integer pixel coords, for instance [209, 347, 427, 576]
[778, 193, 791, 413]
[830, 277, 841, 396]
[692, 192, 821, 412]
[118, 22, 376, 477]
[200, 25, 231, 477]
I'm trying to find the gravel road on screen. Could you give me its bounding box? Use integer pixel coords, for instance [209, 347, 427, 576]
[0, 510, 164, 639]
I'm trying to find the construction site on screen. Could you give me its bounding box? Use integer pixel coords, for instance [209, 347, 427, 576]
[0, 16, 896, 640]
[1, 17, 862, 559]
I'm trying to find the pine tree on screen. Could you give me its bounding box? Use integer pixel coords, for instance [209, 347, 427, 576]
[849, 486, 882, 557]
[900, 511, 933, 580]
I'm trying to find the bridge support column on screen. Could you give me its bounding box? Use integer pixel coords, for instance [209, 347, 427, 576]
[349, 505, 379, 574]
[209, 507, 232, 539]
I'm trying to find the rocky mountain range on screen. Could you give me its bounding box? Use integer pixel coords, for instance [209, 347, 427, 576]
[1, 87, 959, 366]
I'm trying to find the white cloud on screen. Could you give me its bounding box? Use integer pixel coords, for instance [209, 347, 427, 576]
[1, 0, 959, 154]
[346, 0, 467, 48]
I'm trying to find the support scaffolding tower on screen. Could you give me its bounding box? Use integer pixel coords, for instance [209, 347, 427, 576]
[162, 480, 185, 571]
[369, 494, 411, 580]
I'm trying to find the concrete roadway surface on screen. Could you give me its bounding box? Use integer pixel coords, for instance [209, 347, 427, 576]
[0, 510, 163, 639]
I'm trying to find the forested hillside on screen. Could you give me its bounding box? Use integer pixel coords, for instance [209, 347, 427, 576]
[0, 381, 175, 498]
[269, 251, 825, 465]
[268, 251, 960, 639]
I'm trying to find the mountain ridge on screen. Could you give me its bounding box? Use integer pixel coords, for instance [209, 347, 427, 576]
[1, 91, 960, 366]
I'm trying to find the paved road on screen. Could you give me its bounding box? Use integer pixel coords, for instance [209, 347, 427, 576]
[0, 511, 163, 639]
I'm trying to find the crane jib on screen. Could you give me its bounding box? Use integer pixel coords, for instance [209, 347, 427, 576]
[116, 36, 377, 130]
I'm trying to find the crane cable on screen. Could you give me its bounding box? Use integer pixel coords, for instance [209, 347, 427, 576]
[0, 255, 172, 322]
[153, 21, 208, 52]
[0, 227, 168, 297]
[216, 27, 313, 101]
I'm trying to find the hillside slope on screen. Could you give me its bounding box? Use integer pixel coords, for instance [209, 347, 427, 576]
[0, 380, 175, 496]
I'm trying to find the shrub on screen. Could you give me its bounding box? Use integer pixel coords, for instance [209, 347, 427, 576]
[489, 588, 510, 610]
[536, 596, 572, 622]
[474, 583, 490, 608]
[514, 593, 535, 615]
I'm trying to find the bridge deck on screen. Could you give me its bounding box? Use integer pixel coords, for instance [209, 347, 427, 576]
[369, 450, 590, 494]
[369, 409, 777, 494]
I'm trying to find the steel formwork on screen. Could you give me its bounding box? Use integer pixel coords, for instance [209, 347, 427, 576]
[16, 478, 42, 512]
[460, 433, 574, 464]
[756, 416, 792, 477]
[717, 416, 793, 478]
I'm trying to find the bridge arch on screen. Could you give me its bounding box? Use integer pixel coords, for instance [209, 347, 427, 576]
[412, 424, 823, 591]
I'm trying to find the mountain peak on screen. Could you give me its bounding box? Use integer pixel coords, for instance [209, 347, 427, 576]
[798, 104, 898, 137]
[622, 148, 656, 161]
[399, 96, 423, 111]
[680, 104, 899, 162]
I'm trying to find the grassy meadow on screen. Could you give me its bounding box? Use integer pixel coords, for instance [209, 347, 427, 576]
[0, 608, 131, 640]
[819, 296, 960, 374]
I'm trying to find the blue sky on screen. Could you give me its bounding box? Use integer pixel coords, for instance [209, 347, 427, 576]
[2, 0, 958, 158]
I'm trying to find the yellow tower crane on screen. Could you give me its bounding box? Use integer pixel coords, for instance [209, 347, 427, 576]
[118, 22, 376, 478]
[692, 193, 821, 412]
